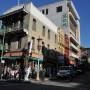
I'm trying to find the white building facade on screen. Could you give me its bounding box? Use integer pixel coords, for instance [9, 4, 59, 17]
[39, 0, 81, 64]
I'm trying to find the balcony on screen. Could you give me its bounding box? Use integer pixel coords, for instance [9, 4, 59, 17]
[70, 42, 79, 52]
[0, 23, 28, 36]
[70, 29, 76, 38]
[70, 31, 79, 45]
[70, 52, 79, 59]
[69, 12, 77, 25]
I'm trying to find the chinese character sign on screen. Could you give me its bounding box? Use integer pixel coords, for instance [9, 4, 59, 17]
[62, 13, 68, 27]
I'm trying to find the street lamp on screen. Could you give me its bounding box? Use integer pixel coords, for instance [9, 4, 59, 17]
[36, 37, 42, 80]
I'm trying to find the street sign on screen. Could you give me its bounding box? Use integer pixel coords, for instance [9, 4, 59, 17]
[62, 13, 68, 27]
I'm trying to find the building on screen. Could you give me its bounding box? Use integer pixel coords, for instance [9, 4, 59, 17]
[80, 47, 90, 70]
[84, 48, 90, 63]
[0, 2, 58, 73]
[57, 28, 65, 65]
[58, 28, 64, 55]
[64, 34, 69, 65]
[39, 0, 80, 65]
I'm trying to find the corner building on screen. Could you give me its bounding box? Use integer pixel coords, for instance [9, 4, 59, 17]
[0, 3, 58, 72]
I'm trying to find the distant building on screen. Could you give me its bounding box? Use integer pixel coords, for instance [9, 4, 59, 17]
[85, 48, 90, 63]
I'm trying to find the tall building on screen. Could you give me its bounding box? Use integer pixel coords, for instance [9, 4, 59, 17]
[39, 0, 80, 65]
[0, 2, 58, 70]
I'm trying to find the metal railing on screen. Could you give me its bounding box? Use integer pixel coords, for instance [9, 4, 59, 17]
[0, 23, 28, 34]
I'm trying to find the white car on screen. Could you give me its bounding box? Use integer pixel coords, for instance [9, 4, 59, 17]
[56, 66, 76, 79]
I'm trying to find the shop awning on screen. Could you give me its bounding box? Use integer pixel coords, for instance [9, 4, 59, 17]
[1, 56, 21, 60]
[0, 56, 43, 62]
[29, 57, 43, 62]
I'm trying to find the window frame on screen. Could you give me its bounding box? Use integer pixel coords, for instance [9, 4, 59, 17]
[48, 29, 50, 40]
[46, 8, 48, 15]
[42, 9, 45, 14]
[42, 26, 45, 37]
[56, 6, 62, 12]
[32, 18, 36, 31]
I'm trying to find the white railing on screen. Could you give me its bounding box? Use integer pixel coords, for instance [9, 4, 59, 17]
[70, 30, 79, 45]
[70, 52, 79, 59]
[70, 42, 79, 51]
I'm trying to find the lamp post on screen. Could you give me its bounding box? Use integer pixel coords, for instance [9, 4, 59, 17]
[36, 37, 42, 80]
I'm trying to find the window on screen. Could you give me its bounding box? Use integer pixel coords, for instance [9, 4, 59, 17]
[48, 29, 50, 39]
[55, 34, 57, 43]
[32, 18, 36, 31]
[28, 42, 30, 50]
[46, 9, 48, 15]
[56, 6, 62, 12]
[47, 44, 50, 49]
[32, 37, 35, 51]
[42, 41, 45, 48]
[8, 42, 11, 51]
[18, 38, 21, 49]
[42, 9, 45, 14]
[42, 26, 45, 37]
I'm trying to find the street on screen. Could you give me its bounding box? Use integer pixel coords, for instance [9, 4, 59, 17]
[0, 71, 90, 90]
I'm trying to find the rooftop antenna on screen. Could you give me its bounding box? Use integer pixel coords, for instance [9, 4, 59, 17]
[18, 0, 20, 6]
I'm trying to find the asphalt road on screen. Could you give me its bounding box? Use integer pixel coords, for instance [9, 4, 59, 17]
[0, 72, 90, 90]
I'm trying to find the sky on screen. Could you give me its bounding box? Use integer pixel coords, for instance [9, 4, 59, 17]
[0, 0, 90, 48]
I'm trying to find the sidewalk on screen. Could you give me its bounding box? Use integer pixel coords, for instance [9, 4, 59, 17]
[29, 78, 50, 84]
[29, 78, 81, 88]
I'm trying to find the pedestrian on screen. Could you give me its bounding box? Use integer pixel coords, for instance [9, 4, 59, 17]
[24, 64, 31, 81]
[3, 66, 7, 79]
[18, 63, 25, 80]
[6, 66, 11, 79]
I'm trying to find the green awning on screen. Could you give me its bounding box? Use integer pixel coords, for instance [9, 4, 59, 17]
[0, 56, 43, 62]
[29, 57, 43, 62]
[1, 56, 21, 60]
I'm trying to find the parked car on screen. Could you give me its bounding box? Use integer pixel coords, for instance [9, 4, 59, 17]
[56, 66, 76, 80]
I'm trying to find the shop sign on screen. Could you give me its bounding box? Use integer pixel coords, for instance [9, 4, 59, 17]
[10, 52, 22, 56]
[62, 13, 68, 27]
[4, 51, 23, 56]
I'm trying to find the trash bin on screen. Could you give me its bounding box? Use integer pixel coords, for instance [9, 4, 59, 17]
[40, 69, 45, 81]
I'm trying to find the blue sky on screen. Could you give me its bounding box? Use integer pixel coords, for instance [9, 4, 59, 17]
[0, 0, 90, 48]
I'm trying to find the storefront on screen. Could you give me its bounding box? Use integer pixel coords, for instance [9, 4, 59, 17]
[0, 50, 43, 80]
